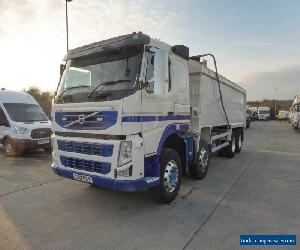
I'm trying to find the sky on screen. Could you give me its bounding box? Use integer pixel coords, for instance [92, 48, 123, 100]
[0, 0, 299, 101]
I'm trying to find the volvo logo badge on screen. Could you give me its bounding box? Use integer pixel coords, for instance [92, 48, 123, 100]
[78, 114, 85, 125]
[64, 111, 99, 128]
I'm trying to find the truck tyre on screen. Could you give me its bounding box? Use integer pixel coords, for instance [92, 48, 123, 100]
[189, 140, 209, 180]
[150, 148, 182, 203]
[4, 138, 24, 157]
[235, 132, 242, 153]
[222, 134, 235, 158]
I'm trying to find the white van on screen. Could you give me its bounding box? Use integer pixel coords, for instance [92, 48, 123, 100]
[258, 106, 271, 120]
[0, 90, 52, 156]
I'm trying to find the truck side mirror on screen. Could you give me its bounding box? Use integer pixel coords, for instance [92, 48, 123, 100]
[60, 64, 66, 76]
[144, 81, 154, 93]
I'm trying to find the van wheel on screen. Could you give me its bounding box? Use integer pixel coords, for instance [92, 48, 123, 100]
[4, 139, 24, 157]
[189, 140, 209, 180]
[43, 147, 52, 152]
[235, 132, 242, 153]
[222, 133, 235, 158]
[150, 148, 182, 203]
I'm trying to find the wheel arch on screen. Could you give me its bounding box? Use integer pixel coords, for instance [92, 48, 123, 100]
[1, 135, 10, 145]
[157, 124, 189, 175]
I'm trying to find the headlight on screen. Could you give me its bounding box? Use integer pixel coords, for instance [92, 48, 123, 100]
[15, 126, 30, 134]
[118, 141, 132, 167]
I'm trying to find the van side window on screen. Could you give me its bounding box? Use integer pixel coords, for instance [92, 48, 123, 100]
[0, 107, 9, 127]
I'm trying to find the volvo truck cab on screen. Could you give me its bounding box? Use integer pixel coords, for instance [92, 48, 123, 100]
[52, 32, 246, 202]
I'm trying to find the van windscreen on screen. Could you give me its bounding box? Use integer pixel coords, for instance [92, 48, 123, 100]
[3, 103, 48, 122]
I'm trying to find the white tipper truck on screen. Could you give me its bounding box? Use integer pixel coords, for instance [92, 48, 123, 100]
[51, 32, 246, 202]
[290, 95, 300, 129]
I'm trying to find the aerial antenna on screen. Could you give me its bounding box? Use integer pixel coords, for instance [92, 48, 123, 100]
[65, 0, 73, 52]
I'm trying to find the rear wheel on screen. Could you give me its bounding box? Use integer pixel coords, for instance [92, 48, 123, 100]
[235, 132, 242, 153]
[189, 140, 209, 180]
[222, 133, 235, 158]
[150, 148, 182, 203]
[4, 138, 24, 157]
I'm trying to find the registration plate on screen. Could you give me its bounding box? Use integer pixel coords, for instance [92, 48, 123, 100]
[73, 173, 93, 183]
[38, 139, 50, 144]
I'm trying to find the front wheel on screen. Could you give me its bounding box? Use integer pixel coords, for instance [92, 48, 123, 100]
[150, 148, 182, 203]
[43, 147, 52, 152]
[4, 138, 24, 157]
[189, 140, 209, 180]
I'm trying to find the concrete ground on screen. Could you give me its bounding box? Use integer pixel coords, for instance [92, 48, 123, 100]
[0, 121, 299, 250]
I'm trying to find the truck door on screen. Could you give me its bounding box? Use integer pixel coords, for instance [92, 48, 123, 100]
[141, 47, 174, 133]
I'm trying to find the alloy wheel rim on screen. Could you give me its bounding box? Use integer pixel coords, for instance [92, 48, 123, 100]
[6, 143, 12, 154]
[199, 148, 208, 171]
[238, 135, 242, 149]
[164, 160, 179, 193]
[231, 137, 236, 153]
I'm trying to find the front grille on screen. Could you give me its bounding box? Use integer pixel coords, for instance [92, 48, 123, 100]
[31, 128, 52, 139]
[55, 111, 118, 130]
[57, 140, 113, 157]
[60, 156, 111, 175]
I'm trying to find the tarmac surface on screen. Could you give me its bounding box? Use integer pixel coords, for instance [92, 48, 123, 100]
[0, 121, 299, 250]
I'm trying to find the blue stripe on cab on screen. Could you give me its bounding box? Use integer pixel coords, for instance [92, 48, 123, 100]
[122, 115, 190, 122]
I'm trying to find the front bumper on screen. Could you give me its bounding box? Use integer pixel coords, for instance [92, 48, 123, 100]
[52, 165, 159, 191]
[51, 133, 160, 191]
[258, 116, 269, 120]
[9, 138, 51, 149]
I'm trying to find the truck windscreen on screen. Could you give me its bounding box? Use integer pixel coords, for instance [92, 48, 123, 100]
[55, 45, 143, 103]
[4, 103, 48, 122]
[259, 110, 269, 114]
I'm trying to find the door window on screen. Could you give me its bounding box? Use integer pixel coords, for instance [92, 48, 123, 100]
[145, 48, 169, 96]
[0, 107, 9, 127]
[145, 51, 155, 93]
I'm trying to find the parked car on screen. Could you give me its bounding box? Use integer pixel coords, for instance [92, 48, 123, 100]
[0, 90, 52, 156]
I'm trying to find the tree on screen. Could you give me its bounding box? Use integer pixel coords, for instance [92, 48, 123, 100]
[23, 86, 54, 118]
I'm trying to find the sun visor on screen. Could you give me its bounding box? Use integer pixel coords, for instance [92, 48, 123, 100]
[64, 32, 150, 60]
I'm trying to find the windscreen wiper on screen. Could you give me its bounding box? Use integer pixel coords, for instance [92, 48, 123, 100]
[88, 80, 131, 98]
[57, 85, 90, 101]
